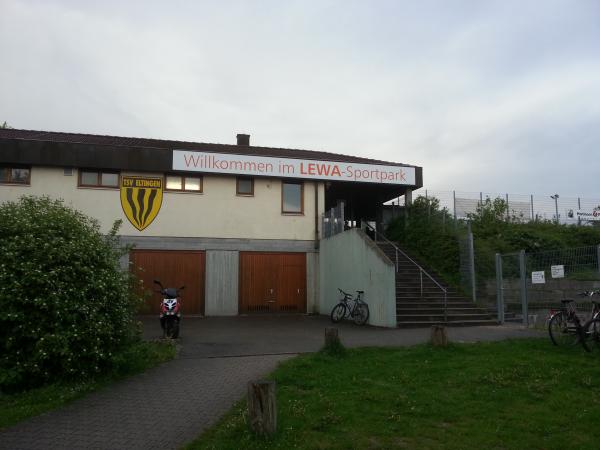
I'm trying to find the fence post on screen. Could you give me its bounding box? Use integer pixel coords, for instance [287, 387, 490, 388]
[530, 195, 534, 221]
[519, 250, 528, 326]
[453, 190, 457, 220]
[467, 222, 476, 303]
[495, 253, 504, 324]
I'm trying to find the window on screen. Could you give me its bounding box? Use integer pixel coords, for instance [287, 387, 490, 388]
[79, 169, 119, 188]
[282, 181, 303, 214]
[236, 177, 254, 196]
[0, 166, 31, 185]
[165, 174, 202, 192]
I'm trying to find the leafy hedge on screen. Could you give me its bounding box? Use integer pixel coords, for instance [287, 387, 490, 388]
[387, 196, 600, 287]
[0, 196, 142, 392]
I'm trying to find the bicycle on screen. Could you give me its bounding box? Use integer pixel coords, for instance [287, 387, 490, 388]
[548, 291, 600, 352]
[582, 291, 600, 350]
[330, 289, 370, 325]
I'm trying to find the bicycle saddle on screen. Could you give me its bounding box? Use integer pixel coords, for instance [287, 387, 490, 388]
[561, 299, 575, 303]
[356, 290, 364, 294]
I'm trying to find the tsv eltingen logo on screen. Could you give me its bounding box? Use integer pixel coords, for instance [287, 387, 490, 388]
[120, 176, 163, 231]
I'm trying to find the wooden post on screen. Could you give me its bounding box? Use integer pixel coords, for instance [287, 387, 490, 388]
[247, 380, 277, 435]
[430, 325, 448, 347]
[325, 327, 339, 346]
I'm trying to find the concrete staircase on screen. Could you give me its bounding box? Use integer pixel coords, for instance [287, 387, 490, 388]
[377, 241, 498, 327]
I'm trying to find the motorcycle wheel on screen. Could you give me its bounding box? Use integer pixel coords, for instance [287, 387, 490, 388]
[172, 321, 180, 339]
[165, 318, 175, 339]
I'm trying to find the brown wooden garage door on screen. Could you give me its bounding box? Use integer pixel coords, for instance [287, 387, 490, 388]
[239, 252, 306, 313]
[130, 250, 205, 315]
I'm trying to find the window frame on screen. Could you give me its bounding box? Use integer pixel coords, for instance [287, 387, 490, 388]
[236, 177, 254, 196]
[281, 181, 304, 215]
[164, 173, 203, 193]
[78, 169, 120, 189]
[0, 165, 31, 185]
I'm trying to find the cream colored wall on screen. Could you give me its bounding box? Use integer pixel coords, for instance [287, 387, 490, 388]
[0, 167, 326, 240]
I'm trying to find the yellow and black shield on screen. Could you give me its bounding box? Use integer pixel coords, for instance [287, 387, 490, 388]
[120, 176, 163, 231]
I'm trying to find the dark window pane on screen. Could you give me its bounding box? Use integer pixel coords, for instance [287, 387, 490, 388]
[237, 178, 253, 195]
[81, 171, 98, 185]
[0, 168, 9, 183]
[11, 168, 29, 183]
[283, 183, 302, 213]
[101, 172, 119, 186]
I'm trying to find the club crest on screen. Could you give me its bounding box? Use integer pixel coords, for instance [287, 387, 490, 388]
[120, 176, 163, 231]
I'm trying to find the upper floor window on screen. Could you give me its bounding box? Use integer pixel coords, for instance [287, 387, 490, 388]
[282, 181, 303, 214]
[236, 177, 254, 196]
[0, 166, 31, 185]
[165, 174, 202, 192]
[79, 169, 119, 188]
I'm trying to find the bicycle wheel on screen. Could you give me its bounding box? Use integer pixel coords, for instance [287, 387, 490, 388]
[584, 318, 600, 351]
[330, 303, 346, 323]
[353, 303, 369, 325]
[548, 312, 581, 347]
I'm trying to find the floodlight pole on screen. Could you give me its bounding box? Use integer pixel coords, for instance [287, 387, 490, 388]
[550, 194, 559, 224]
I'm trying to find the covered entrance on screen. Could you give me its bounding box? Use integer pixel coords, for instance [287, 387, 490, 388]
[130, 250, 205, 315]
[239, 252, 306, 313]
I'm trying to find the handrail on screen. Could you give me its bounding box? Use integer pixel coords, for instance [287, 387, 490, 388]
[363, 221, 448, 322]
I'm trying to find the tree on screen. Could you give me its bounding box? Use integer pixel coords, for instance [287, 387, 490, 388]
[0, 121, 12, 129]
[0, 196, 141, 391]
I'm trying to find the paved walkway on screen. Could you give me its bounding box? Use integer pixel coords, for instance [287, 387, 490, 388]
[0, 316, 542, 450]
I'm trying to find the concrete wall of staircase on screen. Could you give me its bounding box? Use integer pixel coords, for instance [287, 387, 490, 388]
[319, 228, 397, 327]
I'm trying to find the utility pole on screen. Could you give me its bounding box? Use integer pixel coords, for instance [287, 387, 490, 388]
[550, 194, 559, 224]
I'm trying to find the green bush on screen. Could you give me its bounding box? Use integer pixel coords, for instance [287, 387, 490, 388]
[387, 196, 600, 289]
[0, 196, 142, 392]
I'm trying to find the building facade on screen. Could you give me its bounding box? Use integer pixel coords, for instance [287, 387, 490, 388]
[0, 129, 422, 324]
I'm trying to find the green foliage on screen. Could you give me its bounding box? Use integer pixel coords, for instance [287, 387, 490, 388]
[189, 339, 599, 449]
[387, 196, 460, 285]
[0, 196, 143, 392]
[0, 121, 12, 129]
[387, 195, 600, 287]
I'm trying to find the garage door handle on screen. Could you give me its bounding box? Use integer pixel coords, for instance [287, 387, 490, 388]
[267, 300, 276, 303]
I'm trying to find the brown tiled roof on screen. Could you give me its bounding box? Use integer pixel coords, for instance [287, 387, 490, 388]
[0, 128, 416, 168]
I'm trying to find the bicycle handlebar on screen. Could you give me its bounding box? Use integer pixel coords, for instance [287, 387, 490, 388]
[577, 290, 600, 297]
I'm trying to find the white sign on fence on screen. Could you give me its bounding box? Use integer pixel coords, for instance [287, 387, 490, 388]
[575, 210, 600, 222]
[531, 271, 546, 284]
[551, 265, 565, 278]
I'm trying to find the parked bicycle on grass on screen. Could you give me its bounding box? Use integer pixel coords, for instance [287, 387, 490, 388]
[548, 290, 600, 352]
[330, 288, 369, 325]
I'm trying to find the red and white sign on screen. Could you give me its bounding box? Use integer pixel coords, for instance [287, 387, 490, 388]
[172, 150, 415, 185]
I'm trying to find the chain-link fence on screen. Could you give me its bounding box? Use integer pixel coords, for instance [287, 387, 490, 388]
[388, 189, 600, 225]
[491, 246, 600, 326]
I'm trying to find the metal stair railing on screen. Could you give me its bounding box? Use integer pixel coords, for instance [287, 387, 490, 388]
[363, 222, 448, 322]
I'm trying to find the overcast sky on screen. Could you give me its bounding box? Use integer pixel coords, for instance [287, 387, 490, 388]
[1, 0, 599, 196]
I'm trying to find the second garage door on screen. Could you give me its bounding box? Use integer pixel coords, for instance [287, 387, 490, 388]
[239, 252, 306, 313]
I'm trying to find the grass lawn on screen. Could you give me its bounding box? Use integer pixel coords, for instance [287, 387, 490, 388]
[188, 339, 600, 450]
[0, 339, 176, 430]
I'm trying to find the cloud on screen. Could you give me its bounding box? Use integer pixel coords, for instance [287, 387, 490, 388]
[0, 0, 599, 196]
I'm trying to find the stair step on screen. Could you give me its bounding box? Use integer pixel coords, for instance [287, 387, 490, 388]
[396, 319, 499, 328]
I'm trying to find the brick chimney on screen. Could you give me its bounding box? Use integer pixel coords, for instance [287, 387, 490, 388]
[236, 133, 250, 146]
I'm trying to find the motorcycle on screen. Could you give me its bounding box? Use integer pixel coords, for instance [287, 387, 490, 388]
[154, 279, 185, 339]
